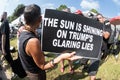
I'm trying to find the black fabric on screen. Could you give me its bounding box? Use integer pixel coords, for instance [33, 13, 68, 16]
[79, 58, 89, 65]
[111, 41, 120, 55]
[87, 20, 112, 76]
[0, 26, 1, 51]
[11, 56, 27, 78]
[103, 21, 112, 43]
[26, 70, 46, 80]
[1, 20, 10, 52]
[10, 46, 16, 53]
[19, 31, 46, 78]
[0, 20, 27, 78]
[1, 20, 13, 64]
[88, 59, 100, 76]
[101, 21, 112, 59]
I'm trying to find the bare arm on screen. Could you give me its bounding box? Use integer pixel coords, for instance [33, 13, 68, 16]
[103, 31, 110, 39]
[26, 38, 76, 70]
[1, 34, 6, 55]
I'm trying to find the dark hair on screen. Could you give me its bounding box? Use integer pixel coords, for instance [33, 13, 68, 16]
[1, 12, 7, 22]
[97, 13, 104, 18]
[24, 4, 41, 25]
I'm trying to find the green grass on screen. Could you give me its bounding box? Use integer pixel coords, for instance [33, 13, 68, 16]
[96, 56, 120, 80]
[45, 55, 120, 80]
[10, 37, 120, 80]
[10, 37, 18, 60]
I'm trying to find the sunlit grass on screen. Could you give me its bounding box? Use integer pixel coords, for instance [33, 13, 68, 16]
[10, 37, 120, 80]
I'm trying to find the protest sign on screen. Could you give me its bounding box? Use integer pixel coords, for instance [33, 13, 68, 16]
[42, 9, 103, 59]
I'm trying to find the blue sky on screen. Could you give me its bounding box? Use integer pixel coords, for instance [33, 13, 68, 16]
[0, 0, 120, 18]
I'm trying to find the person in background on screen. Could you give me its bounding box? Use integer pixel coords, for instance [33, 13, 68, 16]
[0, 12, 14, 80]
[97, 13, 112, 60]
[74, 10, 83, 16]
[1, 12, 13, 65]
[17, 24, 25, 54]
[17, 17, 25, 51]
[59, 8, 74, 74]
[17, 25, 25, 39]
[0, 18, 2, 70]
[87, 13, 111, 80]
[18, 4, 80, 80]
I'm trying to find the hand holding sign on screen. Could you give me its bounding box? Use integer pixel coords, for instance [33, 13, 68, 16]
[42, 9, 103, 59]
[60, 51, 76, 60]
[55, 51, 82, 61]
[68, 55, 83, 61]
[59, 51, 83, 61]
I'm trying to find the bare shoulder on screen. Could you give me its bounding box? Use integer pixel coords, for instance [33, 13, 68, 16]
[28, 38, 40, 45]
[26, 37, 42, 56]
[26, 37, 41, 52]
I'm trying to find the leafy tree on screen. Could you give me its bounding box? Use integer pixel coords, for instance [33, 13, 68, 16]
[56, 5, 68, 11]
[8, 4, 25, 22]
[90, 9, 99, 14]
[13, 4, 25, 17]
[8, 16, 17, 23]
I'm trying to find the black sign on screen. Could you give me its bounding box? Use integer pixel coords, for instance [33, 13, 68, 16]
[42, 9, 103, 59]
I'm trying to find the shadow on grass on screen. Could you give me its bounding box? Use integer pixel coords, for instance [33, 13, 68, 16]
[63, 59, 86, 71]
[46, 64, 58, 73]
[54, 60, 89, 80]
[54, 71, 88, 80]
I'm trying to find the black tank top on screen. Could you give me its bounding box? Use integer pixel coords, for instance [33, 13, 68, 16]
[19, 31, 44, 73]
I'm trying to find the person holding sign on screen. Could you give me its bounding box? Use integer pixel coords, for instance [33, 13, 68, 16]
[97, 13, 112, 59]
[87, 13, 111, 80]
[18, 4, 80, 80]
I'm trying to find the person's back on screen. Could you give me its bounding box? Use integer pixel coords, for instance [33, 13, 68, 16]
[18, 4, 47, 80]
[19, 31, 43, 72]
[19, 31, 46, 79]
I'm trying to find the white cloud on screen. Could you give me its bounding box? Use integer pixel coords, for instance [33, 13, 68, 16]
[41, 3, 55, 13]
[80, 0, 99, 10]
[0, 0, 8, 15]
[0, 0, 20, 16]
[15, 0, 20, 2]
[41, 4, 77, 13]
[112, 0, 120, 5]
[41, 3, 55, 9]
[117, 12, 120, 16]
[69, 6, 77, 13]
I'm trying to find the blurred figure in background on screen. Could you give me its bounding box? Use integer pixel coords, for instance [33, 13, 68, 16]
[59, 8, 74, 74]
[0, 12, 13, 80]
[87, 13, 111, 80]
[1, 12, 13, 65]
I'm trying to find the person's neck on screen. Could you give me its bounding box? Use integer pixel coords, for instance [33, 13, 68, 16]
[25, 24, 36, 34]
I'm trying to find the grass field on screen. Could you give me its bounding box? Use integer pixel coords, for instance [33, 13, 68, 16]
[10, 37, 120, 80]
